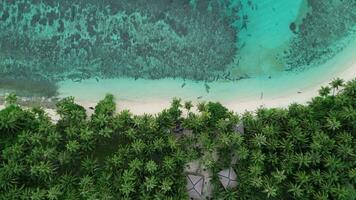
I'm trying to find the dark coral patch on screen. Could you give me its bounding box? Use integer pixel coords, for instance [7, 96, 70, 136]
[289, 22, 296, 33]
[47, 11, 58, 26]
[31, 12, 41, 26]
[23, 24, 28, 32]
[57, 19, 65, 32]
[1, 10, 9, 21]
[39, 17, 47, 25]
[1, 0, 239, 84]
[18, 2, 30, 13]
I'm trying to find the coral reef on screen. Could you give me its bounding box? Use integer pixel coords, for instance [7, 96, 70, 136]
[1, 0, 355, 96]
[0, 0, 239, 85]
[284, 0, 356, 70]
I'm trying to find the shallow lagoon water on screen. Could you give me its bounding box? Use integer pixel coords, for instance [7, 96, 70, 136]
[235, 0, 305, 74]
[58, 34, 356, 107]
[1, 0, 356, 109]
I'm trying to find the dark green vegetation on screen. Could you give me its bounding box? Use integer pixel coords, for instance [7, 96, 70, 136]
[0, 78, 355, 199]
[0, 94, 188, 199]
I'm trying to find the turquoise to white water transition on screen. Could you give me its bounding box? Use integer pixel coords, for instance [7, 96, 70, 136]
[1, 0, 356, 107]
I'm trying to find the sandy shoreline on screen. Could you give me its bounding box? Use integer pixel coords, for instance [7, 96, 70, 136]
[113, 37, 356, 115]
[226, 60, 356, 113]
[59, 34, 356, 115]
[1, 60, 355, 116]
[111, 59, 356, 115]
[1, 40, 356, 116]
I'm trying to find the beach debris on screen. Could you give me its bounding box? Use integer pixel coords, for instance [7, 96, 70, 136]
[181, 82, 186, 88]
[204, 83, 210, 93]
[89, 106, 94, 110]
[197, 96, 203, 99]
[241, 15, 249, 30]
[95, 77, 99, 82]
[240, 42, 246, 49]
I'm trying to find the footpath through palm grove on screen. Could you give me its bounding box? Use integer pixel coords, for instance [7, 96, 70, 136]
[0, 78, 355, 199]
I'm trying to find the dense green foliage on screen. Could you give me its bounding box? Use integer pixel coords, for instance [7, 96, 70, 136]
[0, 94, 188, 199]
[0, 79, 355, 199]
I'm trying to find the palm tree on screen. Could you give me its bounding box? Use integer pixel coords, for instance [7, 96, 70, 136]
[252, 133, 267, 147]
[330, 78, 344, 95]
[160, 178, 173, 193]
[144, 176, 157, 192]
[92, 114, 109, 128]
[66, 140, 80, 153]
[184, 101, 193, 112]
[167, 136, 178, 150]
[131, 139, 146, 154]
[5, 93, 18, 106]
[47, 185, 63, 200]
[319, 86, 331, 97]
[120, 181, 135, 198]
[263, 182, 278, 198]
[288, 183, 303, 198]
[272, 169, 286, 184]
[326, 116, 341, 131]
[93, 94, 116, 116]
[163, 156, 175, 172]
[221, 188, 238, 200]
[30, 188, 47, 200]
[30, 161, 54, 182]
[128, 158, 143, 172]
[81, 157, 99, 175]
[152, 137, 165, 151]
[313, 191, 329, 200]
[79, 175, 98, 199]
[295, 171, 310, 185]
[197, 102, 206, 112]
[341, 106, 356, 120]
[120, 170, 136, 197]
[145, 160, 158, 174]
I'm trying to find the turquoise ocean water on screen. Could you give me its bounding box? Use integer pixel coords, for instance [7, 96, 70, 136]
[1, 0, 356, 107]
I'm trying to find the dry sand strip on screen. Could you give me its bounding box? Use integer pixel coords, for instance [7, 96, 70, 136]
[1, 58, 356, 117]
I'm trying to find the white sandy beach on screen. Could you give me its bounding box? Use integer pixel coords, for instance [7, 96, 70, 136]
[87, 57, 356, 115]
[53, 32, 355, 115]
[0, 65, 355, 117]
[1, 36, 356, 116]
[108, 53, 356, 115]
[1, 59, 355, 117]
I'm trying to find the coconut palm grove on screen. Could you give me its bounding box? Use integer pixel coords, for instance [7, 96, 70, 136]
[0, 78, 355, 199]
